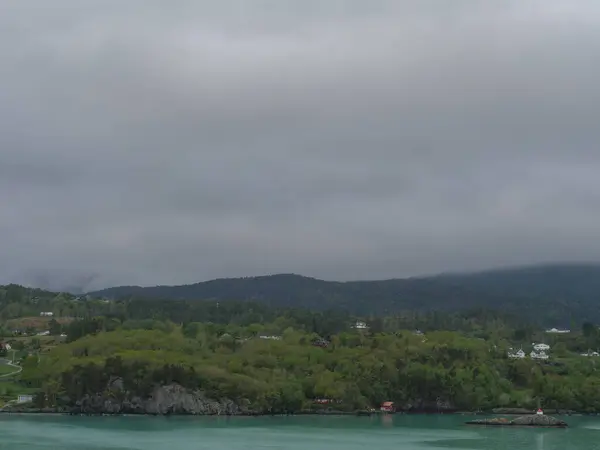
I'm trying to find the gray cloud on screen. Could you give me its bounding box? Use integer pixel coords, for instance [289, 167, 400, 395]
[2, 0, 600, 291]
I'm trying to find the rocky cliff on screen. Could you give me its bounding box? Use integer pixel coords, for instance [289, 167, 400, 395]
[69, 382, 253, 415]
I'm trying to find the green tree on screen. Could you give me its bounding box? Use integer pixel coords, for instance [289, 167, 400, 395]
[49, 319, 62, 336]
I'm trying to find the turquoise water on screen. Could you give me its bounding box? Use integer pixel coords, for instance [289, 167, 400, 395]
[0, 414, 598, 449]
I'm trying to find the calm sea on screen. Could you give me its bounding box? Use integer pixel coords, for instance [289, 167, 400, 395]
[0, 414, 598, 449]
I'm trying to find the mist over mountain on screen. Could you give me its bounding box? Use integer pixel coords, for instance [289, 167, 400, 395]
[88, 263, 600, 324]
[11, 271, 102, 295]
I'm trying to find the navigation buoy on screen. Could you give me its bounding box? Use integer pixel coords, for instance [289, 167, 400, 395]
[536, 408, 543, 415]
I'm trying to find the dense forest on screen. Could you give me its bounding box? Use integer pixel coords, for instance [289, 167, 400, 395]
[89, 264, 600, 324]
[16, 312, 600, 415]
[5, 274, 600, 415]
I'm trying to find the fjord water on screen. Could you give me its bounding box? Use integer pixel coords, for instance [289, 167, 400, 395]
[0, 414, 599, 450]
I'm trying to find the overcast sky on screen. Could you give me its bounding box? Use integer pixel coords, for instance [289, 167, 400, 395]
[2, 1, 600, 291]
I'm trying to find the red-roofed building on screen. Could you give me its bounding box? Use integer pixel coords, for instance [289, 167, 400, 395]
[380, 401, 395, 413]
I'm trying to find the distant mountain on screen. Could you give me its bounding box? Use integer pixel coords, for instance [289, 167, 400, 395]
[88, 263, 600, 324]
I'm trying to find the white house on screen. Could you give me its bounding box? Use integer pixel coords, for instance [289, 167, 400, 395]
[545, 328, 570, 334]
[17, 395, 33, 404]
[259, 335, 281, 340]
[533, 343, 550, 352]
[36, 331, 50, 336]
[39, 312, 53, 317]
[353, 321, 368, 330]
[508, 348, 526, 359]
[531, 350, 549, 360]
[581, 350, 600, 357]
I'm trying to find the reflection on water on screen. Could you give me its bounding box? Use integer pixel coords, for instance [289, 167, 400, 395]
[0, 414, 598, 450]
[381, 415, 393, 427]
[536, 432, 544, 450]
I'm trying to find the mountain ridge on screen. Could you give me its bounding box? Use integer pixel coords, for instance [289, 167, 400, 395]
[87, 263, 600, 324]
[89, 261, 600, 289]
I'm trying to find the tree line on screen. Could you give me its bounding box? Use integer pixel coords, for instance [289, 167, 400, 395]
[15, 313, 600, 414]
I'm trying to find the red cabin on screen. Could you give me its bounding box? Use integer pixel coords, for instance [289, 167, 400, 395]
[380, 401, 395, 413]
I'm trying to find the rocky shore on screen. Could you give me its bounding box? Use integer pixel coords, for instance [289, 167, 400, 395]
[77, 384, 257, 415]
[1, 381, 461, 416]
[491, 407, 575, 415]
[466, 414, 568, 428]
[1, 384, 255, 416]
[0, 382, 573, 419]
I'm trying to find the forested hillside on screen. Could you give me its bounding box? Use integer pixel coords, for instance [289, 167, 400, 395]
[6, 280, 600, 415]
[89, 264, 600, 324]
[19, 314, 600, 415]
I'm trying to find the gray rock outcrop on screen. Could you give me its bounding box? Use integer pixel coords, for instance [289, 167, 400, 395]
[511, 414, 568, 427]
[466, 414, 568, 427]
[70, 381, 253, 415]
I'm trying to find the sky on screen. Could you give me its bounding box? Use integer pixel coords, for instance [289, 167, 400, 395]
[2, 1, 600, 292]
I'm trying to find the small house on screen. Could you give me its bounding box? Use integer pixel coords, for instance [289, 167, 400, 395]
[353, 321, 368, 330]
[312, 338, 330, 348]
[508, 348, 525, 359]
[380, 401, 395, 413]
[313, 398, 337, 405]
[545, 328, 570, 334]
[39, 312, 53, 317]
[533, 343, 550, 351]
[530, 350, 549, 360]
[17, 395, 33, 404]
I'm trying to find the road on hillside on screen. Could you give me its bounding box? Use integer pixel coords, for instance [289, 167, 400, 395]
[0, 359, 22, 378]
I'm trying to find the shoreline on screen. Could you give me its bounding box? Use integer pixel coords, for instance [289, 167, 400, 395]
[0, 408, 584, 417]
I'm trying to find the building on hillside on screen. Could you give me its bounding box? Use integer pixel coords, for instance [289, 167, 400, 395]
[380, 401, 396, 413]
[581, 349, 600, 357]
[17, 395, 33, 404]
[312, 338, 329, 348]
[530, 350, 549, 360]
[313, 398, 341, 405]
[259, 335, 281, 340]
[37, 331, 50, 336]
[353, 321, 368, 330]
[508, 348, 526, 359]
[39, 312, 53, 317]
[545, 328, 570, 334]
[533, 343, 550, 352]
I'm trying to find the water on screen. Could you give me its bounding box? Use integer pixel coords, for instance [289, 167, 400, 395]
[0, 414, 598, 449]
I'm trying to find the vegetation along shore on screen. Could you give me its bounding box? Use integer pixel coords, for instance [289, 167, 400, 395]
[3, 268, 600, 416]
